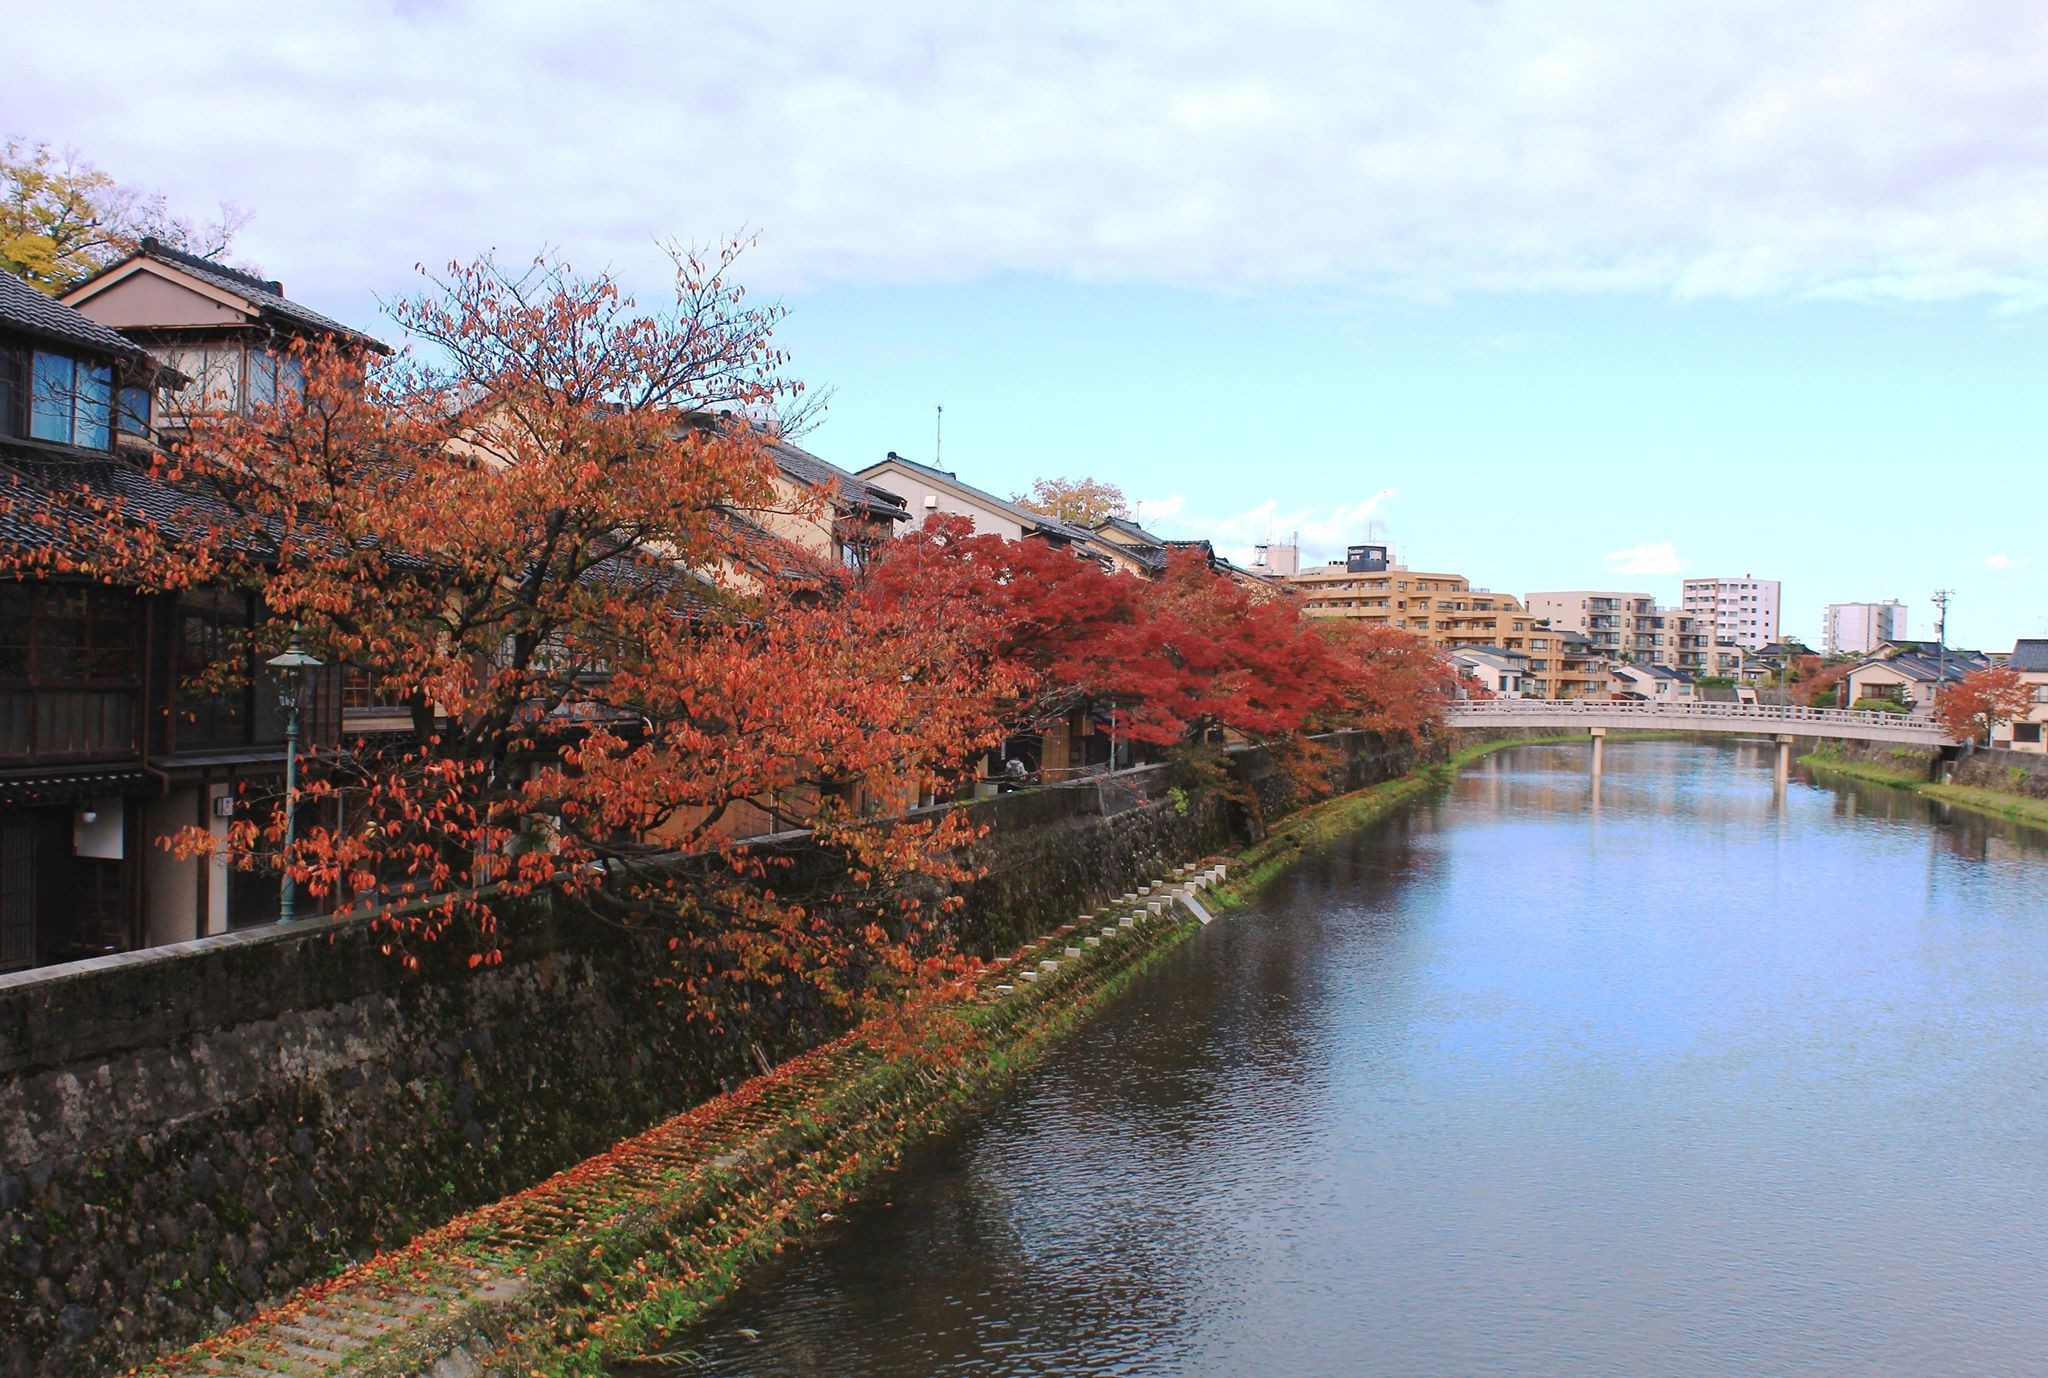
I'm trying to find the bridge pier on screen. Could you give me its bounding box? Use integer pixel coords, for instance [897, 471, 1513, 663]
[1590, 726, 1605, 778]
[1775, 733, 1794, 791]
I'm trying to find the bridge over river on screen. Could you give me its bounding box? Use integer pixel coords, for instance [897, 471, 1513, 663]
[1443, 698, 1955, 784]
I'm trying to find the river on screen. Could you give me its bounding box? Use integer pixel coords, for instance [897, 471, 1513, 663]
[661, 740, 2048, 1377]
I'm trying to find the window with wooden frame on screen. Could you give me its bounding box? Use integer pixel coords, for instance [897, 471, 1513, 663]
[26, 350, 114, 450]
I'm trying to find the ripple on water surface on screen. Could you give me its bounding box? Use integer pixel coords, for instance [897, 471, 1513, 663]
[654, 741, 2048, 1378]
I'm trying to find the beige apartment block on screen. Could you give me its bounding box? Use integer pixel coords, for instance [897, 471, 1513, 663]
[1286, 556, 1599, 699]
[1527, 588, 1732, 674]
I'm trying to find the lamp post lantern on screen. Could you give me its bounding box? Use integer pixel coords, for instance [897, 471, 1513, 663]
[265, 640, 324, 924]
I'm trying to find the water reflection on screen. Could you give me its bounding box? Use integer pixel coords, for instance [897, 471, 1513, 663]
[652, 741, 2048, 1378]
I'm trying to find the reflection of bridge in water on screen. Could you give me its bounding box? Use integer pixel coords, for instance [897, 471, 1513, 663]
[1444, 699, 1955, 787]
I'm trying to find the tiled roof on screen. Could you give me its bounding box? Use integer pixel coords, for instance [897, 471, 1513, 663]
[2007, 639, 2048, 673]
[1860, 649, 1987, 682]
[856, 452, 1094, 543]
[763, 436, 907, 521]
[71, 239, 389, 352]
[0, 445, 243, 562]
[1092, 514, 1167, 546]
[0, 272, 152, 362]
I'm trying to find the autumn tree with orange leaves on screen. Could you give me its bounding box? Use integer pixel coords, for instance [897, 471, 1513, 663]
[1, 242, 1454, 1036]
[1936, 665, 2034, 744]
[1787, 655, 1855, 708]
[2, 243, 1018, 1030]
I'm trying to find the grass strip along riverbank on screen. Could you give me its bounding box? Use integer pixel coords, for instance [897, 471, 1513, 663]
[1801, 747, 2048, 831]
[136, 736, 1573, 1378]
[135, 862, 1232, 1378]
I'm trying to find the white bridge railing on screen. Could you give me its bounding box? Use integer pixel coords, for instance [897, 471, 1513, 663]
[1444, 697, 1955, 745]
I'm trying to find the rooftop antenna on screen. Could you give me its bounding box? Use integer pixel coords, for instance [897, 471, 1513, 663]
[934, 405, 943, 467]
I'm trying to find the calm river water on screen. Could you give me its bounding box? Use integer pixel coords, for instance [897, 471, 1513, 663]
[667, 741, 2048, 1377]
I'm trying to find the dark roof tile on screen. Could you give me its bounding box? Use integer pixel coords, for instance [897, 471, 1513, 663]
[2007, 639, 2048, 673]
[764, 436, 907, 520]
[858, 452, 1093, 542]
[0, 272, 152, 362]
[71, 240, 388, 352]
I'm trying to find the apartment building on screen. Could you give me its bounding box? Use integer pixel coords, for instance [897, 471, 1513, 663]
[1525, 589, 1721, 673]
[1683, 575, 1781, 651]
[1286, 550, 1600, 699]
[1823, 601, 1907, 657]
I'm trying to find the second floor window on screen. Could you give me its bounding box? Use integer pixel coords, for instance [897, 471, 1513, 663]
[116, 385, 151, 438]
[247, 349, 305, 408]
[154, 343, 305, 418]
[26, 351, 113, 450]
[341, 666, 409, 712]
[0, 584, 138, 683]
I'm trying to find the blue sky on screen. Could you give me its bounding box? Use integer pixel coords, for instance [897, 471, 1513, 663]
[9, 1, 2044, 647]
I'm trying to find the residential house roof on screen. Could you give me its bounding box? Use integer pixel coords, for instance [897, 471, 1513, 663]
[856, 452, 1095, 545]
[1614, 661, 1690, 682]
[1092, 514, 1167, 546]
[1853, 648, 1988, 683]
[2006, 639, 2048, 673]
[762, 434, 907, 523]
[0, 271, 154, 363]
[63, 237, 390, 352]
[0, 445, 240, 562]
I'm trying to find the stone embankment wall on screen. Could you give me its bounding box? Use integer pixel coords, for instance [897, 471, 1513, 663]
[0, 733, 1405, 1378]
[1788, 736, 1942, 779]
[1948, 745, 2048, 800]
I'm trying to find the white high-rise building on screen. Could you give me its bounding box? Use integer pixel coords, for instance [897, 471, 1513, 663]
[1682, 575, 1781, 651]
[1823, 602, 1907, 656]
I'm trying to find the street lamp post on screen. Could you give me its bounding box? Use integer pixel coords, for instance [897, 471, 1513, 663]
[265, 640, 324, 924]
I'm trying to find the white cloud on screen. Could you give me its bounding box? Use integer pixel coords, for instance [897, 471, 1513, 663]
[1985, 553, 2024, 570]
[10, 1, 2048, 310]
[1604, 541, 1685, 577]
[1136, 488, 1398, 568]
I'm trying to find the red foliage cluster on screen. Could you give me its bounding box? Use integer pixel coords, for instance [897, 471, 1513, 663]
[1936, 665, 2034, 743]
[0, 244, 1453, 1025]
[1787, 655, 1854, 707]
[858, 516, 1455, 758]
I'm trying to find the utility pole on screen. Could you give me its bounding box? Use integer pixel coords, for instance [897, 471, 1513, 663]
[934, 405, 943, 467]
[1932, 589, 1955, 712]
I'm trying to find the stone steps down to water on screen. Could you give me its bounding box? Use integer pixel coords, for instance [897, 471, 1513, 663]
[140, 860, 1229, 1378]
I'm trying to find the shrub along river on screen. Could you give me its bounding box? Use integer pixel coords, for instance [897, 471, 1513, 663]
[653, 739, 2048, 1376]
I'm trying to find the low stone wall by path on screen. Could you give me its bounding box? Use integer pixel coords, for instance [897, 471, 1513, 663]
[1948, 746, 2048, 800]
[135, 864, 1232, 1378]
[0, 767, 1242, 1378]
[0, 732, 1410, 1378]
[1787, 736, 1942, 780]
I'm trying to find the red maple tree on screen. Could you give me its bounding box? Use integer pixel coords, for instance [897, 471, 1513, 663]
[2, 246, 1454, 1028]
[1936, 665, 2035, 744]
[4, 245, 1012, 1025]
[1787, 655, 1854, 708]
[857, 523, 1451, 789]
